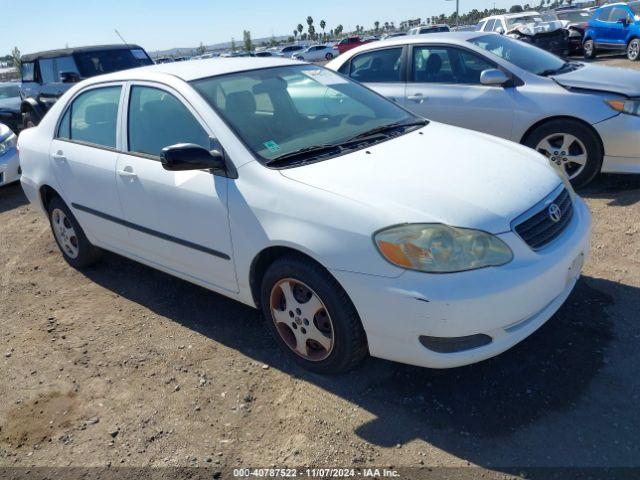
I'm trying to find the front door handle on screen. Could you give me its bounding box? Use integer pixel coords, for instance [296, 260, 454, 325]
[407, 93, 426, 103]
[117, 168, 138, 179]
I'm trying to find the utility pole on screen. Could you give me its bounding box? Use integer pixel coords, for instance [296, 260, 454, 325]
[446, 0, 460, 26]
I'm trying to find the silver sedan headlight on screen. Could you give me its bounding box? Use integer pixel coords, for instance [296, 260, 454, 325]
[374, 224, 513, 273]
[0, 133, 17, 156]
[606, 99, 640, 117]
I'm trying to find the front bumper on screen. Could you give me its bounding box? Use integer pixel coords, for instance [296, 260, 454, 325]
[0, 148, 20, 186]
[595, 113, 640, 174]
[332, 197, 591, 369]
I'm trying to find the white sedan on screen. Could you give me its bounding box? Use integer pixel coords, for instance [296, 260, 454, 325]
[18, 58, 590, 373]
[0, 123, 19, 186]
[293, 44, 339, 61]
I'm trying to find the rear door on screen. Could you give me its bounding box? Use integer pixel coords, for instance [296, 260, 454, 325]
[50, 83, 130, 249]
[347, 46, 406, 103]
[115, 82, 237, 292]
[404, 44, 514, 138]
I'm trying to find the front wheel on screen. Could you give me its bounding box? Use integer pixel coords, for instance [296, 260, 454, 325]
[524, 119, 602, 189]
[325, 52, 334, 60]
[260, 255, 368, 373]
[48, 196, 101, 268]
[627, 38, 640, 61]
[583, 39, 596, 59]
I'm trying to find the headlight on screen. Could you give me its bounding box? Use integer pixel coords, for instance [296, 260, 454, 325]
[0, 133, 17, 156]
[606, 99, 640, 117]
[374, 224, 513, 273]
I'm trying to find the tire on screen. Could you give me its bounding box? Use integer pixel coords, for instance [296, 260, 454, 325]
[325, 52, 334, 60]
[627, 38, 640, 61]
[47, 196, 101, 268]
[524, 119, 602, 189]
[583, 39, 596, 60]
[22, 110, 39, 129]
[260, 255, 368, 374]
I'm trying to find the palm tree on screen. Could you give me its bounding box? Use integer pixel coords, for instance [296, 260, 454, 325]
[384, 21, 390, 32]
[320, 19, 326, 40]
[335, 24, 344, 37]
[293, 30, 298, 41]
[297, 24, 304, 37]
[374, 21, 380, 33]
[308, 25, 316, 40]
[307, 16, 314, 29]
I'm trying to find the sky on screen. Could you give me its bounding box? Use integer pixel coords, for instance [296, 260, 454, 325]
[1, 0, 521, 55]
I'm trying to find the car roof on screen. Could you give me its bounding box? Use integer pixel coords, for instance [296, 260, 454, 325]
[481, 11, 541, 21]
[21, 44, 146, 62]
[369, 31, 484, 47]
[80, 57, 307, 84]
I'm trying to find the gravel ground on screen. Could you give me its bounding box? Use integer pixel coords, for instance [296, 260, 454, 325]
[1, 56, 639, 480]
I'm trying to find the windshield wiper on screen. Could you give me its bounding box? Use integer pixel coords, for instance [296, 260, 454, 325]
[342, 119, 428, 143]
[540, 61, 582, 77]
[266, 144, 343, 166]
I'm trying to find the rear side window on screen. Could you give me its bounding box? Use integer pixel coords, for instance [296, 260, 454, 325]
[56, 56, 80, 79]
[59, 86, 121, 148]
[39, 59, 56, 84]
[349, 48, 403, 83]
[21, 62, 35, 82]
[127, 86, 209, 157]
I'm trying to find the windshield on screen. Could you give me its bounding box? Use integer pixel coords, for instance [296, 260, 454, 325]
[506, 14, 544, 29]
[469, 34, 566, 75]
[556, 10, 592, 23]
[191, 65, 419, 165]
[0, 84, 20, 99]
[73, 48, 152, 77]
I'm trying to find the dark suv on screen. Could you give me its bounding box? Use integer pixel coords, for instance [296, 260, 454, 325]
[20, 44, 152, 128]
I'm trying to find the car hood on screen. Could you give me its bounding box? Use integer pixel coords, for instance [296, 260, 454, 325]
[509, 20, 564, 35]
[554, 63, 640, 97]
[279, 123, 562, 234]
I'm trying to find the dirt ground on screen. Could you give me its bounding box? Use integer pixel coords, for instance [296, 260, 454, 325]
[1, 56, 639, 480]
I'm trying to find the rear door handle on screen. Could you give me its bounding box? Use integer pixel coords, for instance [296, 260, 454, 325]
[117, 169, 138, 179]
[407, 93, 426, 103]
[52, 152, 66, 162]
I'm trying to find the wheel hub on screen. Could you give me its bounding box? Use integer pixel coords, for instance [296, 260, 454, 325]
[535, 133, 588, 180]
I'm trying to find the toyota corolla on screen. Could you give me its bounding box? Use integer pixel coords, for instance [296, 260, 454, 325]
[18, 58, 591, 373]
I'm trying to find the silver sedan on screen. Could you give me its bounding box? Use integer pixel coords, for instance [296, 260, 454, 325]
[327, 32, 640, 187]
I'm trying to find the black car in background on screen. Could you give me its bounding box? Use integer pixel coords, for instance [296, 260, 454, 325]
[20, 44, 153, 128]
[0, 82, 21, 133]
[554, 7, 593, 54]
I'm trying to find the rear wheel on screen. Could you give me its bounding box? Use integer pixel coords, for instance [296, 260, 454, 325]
[325, 52, 334, 60]
[627, 38, 640, 61]
[48, 196, 101, 268]
[524, 119, 602, 189]
[260, 255, 368, 373]
[583, 39, 596, 59]
[22, 110, 39, 129]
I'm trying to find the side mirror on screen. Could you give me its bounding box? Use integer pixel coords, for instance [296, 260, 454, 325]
[480, 68, 510, 86]
[60, 71, 80, 83]
[161, 143, 226, 171]
[495, 26, 505, 34]
[618, 18, 629, 26]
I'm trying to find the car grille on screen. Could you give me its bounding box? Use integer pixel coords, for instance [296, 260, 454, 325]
[514, 188, 574, 250]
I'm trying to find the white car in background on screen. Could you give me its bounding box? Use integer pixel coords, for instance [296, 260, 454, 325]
[276, 44, 308, 57]
[328, 32, 640, 187]
[293, 44, 339, 61]
[18, 58, 590, 373]
[0, 123, 19, 187]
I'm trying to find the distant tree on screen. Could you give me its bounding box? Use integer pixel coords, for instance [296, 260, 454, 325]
[335, 24, 344, 37]
[231, 37, 237, 52]
[297, 24, 304, 36]
[293, 29, 298, 40]
[196, 42, 206, 55]
[374, 21, 380, 32]
[270, 35, 277, 46]
[509, 4, 524, 12]
[11, 46, 20, 71]
[384, 21, 390, 31]
[307, 16, 314, 29]
[355, 24, 360, 34]
[243, 30, 253, 52]
[320, 19, 326, 39]
[308, 25, 316, 40]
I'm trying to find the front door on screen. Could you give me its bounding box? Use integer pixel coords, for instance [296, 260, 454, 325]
[49, 84, 130, 249]
[403, 45, 515, 139]
[115, 83, 237, 292]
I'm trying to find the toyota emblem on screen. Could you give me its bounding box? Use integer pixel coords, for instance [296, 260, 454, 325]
[548, 203, 562, 223]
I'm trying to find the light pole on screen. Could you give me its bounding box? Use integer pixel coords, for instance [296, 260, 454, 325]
[445, 0, 460, 26]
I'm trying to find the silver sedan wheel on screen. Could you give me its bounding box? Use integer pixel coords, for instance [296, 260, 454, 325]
[535, 133, 588, 180]
[51, 208, 79, 259]
[270, 278, 334, 361]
